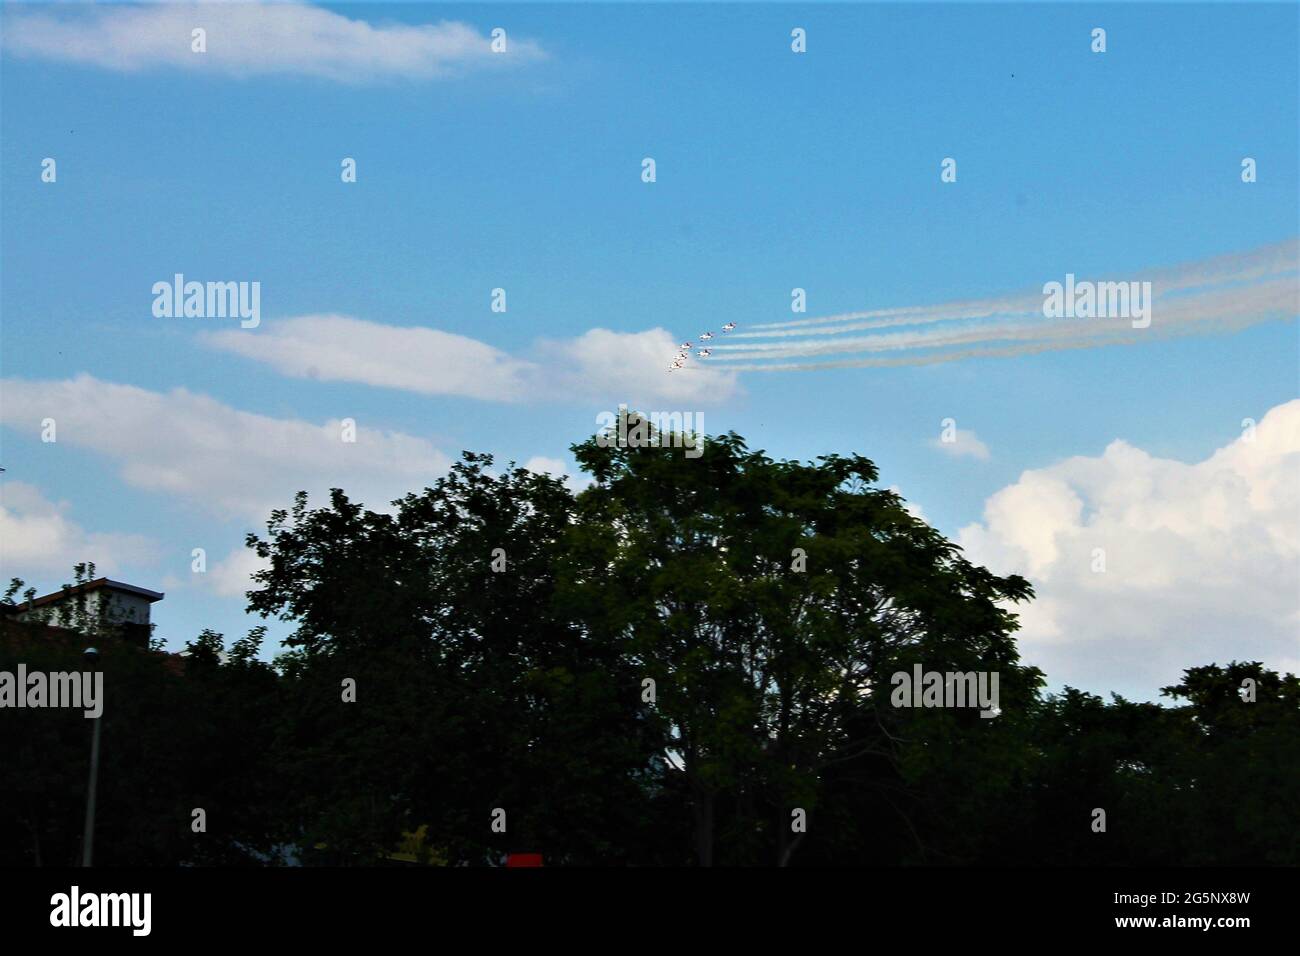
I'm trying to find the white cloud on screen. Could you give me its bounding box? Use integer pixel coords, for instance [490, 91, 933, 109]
[522, 455, 568, 477]
[887, 486, 928, 523]
[0, 375, 451, 523]
[3, 3, 544, 82]
[204, 315, 535, 402]
[930, 428, 991, 461]
[0, 481, 157, 577]
[537, 327, 741, 407]
[206, 544, 270, 599]
[958, 400, 1300, 698]
[203, 315, 741, 407]
[523, 455, 593, 491]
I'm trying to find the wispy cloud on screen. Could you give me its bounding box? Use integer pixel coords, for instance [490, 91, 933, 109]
[202, 316, 741, 407]
[205, 315, 535, 402]
[706, 240, 1298, 371]
[931, 429, 990, 461]
[0, 375, 451, 522]
[2, 2, 545, 83]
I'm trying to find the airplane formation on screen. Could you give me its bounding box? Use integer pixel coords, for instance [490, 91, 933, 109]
[668, 322, 736, 370]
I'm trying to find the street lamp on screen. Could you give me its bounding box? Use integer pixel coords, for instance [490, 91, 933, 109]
[82, 647, 101, 867]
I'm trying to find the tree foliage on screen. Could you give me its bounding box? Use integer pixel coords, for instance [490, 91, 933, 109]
[2, 424, 1294, 866]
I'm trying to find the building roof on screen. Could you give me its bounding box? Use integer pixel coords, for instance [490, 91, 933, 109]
[8, 577, 164, 612]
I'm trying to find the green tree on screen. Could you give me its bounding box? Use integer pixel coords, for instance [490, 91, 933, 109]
[568, 416, 1038, 865]
[246, 455, 660, 864]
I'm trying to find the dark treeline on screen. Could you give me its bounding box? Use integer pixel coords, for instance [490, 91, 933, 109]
[2, 421, 1296, 866]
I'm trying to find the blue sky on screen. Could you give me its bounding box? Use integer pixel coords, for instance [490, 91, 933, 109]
[1, 2, 1297, 700]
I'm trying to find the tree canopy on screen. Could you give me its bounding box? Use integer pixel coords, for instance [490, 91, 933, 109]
[2, 421, 1294, 866]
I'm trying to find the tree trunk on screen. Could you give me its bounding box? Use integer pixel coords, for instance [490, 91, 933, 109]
[777, 828, 804, 867]
[692, 788, 714, 867]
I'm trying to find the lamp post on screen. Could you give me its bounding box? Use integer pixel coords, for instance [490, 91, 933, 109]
[82, 646, 101, 867]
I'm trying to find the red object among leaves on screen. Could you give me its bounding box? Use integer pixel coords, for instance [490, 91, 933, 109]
[506, 853, 543, 868]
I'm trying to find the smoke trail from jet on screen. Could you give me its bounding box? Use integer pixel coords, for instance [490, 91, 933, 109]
[705, 239, 1298, 371]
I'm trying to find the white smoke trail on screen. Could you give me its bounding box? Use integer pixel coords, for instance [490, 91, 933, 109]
[707, 239, 1298, 371]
